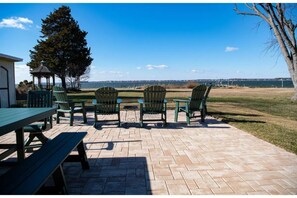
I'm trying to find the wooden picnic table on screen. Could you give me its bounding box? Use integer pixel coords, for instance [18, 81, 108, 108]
[0, 107, 56, 162]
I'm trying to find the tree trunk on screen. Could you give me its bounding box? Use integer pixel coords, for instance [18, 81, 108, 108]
[61, 77, 67, 90]
[290, 58, 297, 101]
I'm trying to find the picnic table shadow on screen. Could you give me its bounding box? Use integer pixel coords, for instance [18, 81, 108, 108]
[62, 157, 151, 195]
[0, 156, 151, 195]
[84, 140, 142, 151]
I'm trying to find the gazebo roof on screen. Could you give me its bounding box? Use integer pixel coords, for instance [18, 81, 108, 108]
[30, 64, 53, 76]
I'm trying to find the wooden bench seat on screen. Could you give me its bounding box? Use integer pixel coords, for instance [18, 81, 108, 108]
[0, 132, 89, 195]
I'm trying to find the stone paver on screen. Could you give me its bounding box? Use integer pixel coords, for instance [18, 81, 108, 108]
[1, 110, 297, 195]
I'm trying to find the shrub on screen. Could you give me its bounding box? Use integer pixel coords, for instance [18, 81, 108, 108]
[185, 81, 199, 89]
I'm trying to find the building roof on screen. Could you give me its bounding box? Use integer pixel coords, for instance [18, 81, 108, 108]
[0, 53, 23, 62]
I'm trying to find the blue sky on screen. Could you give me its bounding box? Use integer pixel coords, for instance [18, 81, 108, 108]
[0, 3, 290, 83]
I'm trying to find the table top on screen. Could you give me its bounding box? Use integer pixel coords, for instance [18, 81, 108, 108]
[0, 107, 56, 136]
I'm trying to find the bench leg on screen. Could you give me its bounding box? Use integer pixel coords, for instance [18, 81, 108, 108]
[52, 165, 68, 195]
[77, 141, 90, 170]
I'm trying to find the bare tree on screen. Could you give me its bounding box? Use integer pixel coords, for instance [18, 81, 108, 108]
[234, 3, 297, 101]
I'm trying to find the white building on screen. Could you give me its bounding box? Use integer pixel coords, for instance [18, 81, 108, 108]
[0, 53, 23, 108]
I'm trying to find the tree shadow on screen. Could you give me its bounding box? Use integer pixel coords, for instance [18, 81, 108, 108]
[209, 111, 266, 124]
[210, 112, 261, 117]
[220, 117, 266, 124]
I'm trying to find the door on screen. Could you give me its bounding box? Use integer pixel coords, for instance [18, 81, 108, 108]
[0, 66, 10, 107]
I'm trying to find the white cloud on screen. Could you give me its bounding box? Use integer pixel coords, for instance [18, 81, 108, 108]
[146, 64, 168, 70]
[0, 17, 33, 30]
[225, 46, 239, 52]
[136, 66, 141, 70]
[191, 69, 198, 73]
[14, 64, 32, 83]
[88, 66, 130, 80]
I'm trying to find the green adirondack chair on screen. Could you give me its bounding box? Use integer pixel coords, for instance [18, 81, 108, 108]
[52, 86, 87, 126]
[93, 87, 121, 126]
[24, 90, 53, 150]
[174, 84, 207, 125]
[138, 85, 167, 127]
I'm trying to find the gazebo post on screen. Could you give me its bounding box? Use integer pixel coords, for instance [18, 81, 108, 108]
[32, 76, 35, 90]
[38, 77, 42, 89]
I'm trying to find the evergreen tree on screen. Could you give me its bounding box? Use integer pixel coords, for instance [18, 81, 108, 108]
[28, 5, 93, 89]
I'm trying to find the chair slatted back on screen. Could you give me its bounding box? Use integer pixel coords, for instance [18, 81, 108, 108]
[204, 84, 212, 99]
[27, 90, 52, 108]
[143, 86, 166, 113]
[52, 86, 70, 110]
[189, 85, 207, 111]
[95, 87, 118, 114]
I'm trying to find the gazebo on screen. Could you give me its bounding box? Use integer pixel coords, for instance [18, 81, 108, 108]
[30, 62, 55, 90]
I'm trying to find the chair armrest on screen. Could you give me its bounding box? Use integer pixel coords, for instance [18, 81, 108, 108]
[138, 99, 144, 104]
[55, 101, 69, 104]
[173, 99, 190, 103]
[93, 99, 122, 104]
[164, 99, 168, 103]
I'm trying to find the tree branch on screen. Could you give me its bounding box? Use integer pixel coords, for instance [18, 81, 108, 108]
[233, 4, 259, 16]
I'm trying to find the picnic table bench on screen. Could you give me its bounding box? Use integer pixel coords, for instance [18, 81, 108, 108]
[0, 132, 89, 195]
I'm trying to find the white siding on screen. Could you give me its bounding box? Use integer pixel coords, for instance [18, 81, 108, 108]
[0, 60, 16, 107]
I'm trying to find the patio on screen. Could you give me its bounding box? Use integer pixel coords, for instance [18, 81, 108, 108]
[1, 110, 297, 195]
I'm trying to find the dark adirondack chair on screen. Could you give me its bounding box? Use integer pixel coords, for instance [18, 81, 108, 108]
[138, 85, 167, 127]
[174, 85, 207, 125]
[93, 87, 122, 126]
[52, 86, 87, 126]
[24, 90, 53, 150]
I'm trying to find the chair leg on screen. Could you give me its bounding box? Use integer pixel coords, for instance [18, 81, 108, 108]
[186, 113, 190, 125]
[94, 110, 98, 127]
[140, 113, 143, 127]
[205, 105, 208, 116]
[164, 112, 167, 126]
[83, 110, 87, 123]
[70, 112, 74, 126]
[118, 112, 121, 127]
[174, 102, 179, 122]
[49, 116, 53, 128]
[56, 112, 60, 124]
[200, 108, 206, 122]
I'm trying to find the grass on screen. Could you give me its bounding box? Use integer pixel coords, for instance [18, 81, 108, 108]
[207, 88, 297, 155]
